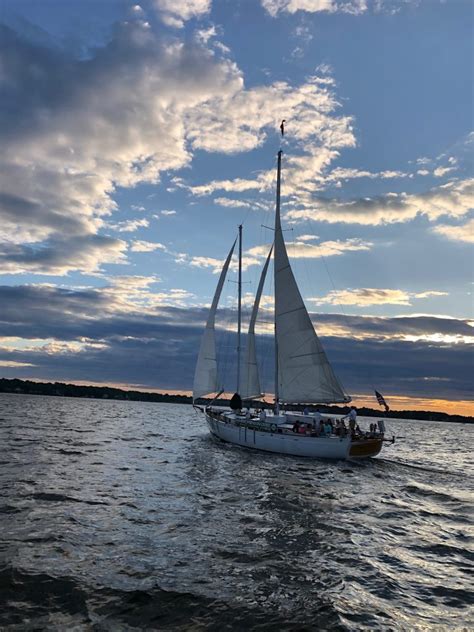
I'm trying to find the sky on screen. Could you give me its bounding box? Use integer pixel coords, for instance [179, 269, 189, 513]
[0, 0, 473, 414]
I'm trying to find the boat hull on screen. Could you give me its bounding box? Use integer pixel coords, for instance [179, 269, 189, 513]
[205, 412, 352, 459]
[349, 437, 384, 458]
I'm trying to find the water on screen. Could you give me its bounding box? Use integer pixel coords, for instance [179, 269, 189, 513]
[0, 393, 472, 631]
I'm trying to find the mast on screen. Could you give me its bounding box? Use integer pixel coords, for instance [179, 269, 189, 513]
[274, 150, 282, 414]
[273, 146, 350, 405]
[236, 224, 242, 393]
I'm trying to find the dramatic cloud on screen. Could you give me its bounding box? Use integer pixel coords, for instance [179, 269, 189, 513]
[0, 20, 242, 275]
[0, 284, 472, 399]
[285, 178, 474, 225]
[1, 4, 471, 408]
[0, 20, 360, 276]
[312, 288, 449, 307]
[0, 235, 127, 276]
[185, 76, 355, 156]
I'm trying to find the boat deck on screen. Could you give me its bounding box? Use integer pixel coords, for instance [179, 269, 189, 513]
[206, 407, 384, 443]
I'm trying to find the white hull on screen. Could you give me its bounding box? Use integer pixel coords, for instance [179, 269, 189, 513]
[205, 411, 352, 459]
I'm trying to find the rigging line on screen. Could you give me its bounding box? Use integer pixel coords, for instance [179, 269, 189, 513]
[250, 154, 276, 395]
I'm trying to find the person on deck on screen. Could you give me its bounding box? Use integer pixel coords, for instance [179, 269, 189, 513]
[230, 392, 243, 413]
[313, 408, 322, 425]
[311, 409, 322, 433]
[343, 407, 357, 434]
[259, 409, 266, 421]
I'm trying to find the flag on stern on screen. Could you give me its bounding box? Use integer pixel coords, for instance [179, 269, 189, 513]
[375, 390, 390, 412]
[280, 119, 286, 136]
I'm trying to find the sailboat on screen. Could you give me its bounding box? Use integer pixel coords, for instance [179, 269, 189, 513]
[193, 149, 385, 460]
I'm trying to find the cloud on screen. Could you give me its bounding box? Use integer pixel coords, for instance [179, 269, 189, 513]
[176, 236, 371, 275]
[0, 234, 127, 276]
[433, 166, 456, 177]
[248, 237, 372, 259]
[108, 219, 149, 233]
[325, 166, 407, 183]
[312, 288, 449, 307]
[153, 0, 211, 28]
[0, 283, 471, 398]
[0, 19, 362, 276]
[285, 178, 474, 225]
[261, 0, 368, 17]
[104, 276, 194, 309]
[130, 240, 167, 252]
[186, 152, 408, 205]
[432, 217, 474, 243]
[0, 20, 242, 276]
[0, 360, 36, 368]
[185, 76, 355, 156]
[213, 197, 271, 211]
[176, 254, 228, 273]
[214, 197, 254, 209]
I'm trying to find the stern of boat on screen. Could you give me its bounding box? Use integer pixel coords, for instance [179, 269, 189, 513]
[349, 437, 384, 459]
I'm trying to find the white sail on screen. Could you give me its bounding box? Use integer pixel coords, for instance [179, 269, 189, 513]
[274, 152, 350, 404]
[240, 246, 273, 399]
[192, 239, 236, 400]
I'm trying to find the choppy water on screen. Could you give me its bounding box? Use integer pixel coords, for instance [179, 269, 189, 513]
[0, 393, 472, 631]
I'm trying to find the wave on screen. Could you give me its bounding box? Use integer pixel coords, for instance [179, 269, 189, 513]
[30, 492, 109, 506]
[0, 567, 347, 631]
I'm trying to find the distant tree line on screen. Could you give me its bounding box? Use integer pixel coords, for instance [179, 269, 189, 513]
[0, 378, 190, 404]
[0, 377, 471, 423]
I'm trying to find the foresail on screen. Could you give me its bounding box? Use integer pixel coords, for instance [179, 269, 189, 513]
[274, 152, 349, 404]
[192, 239, 236, 400]
[240, 245, 273, 399]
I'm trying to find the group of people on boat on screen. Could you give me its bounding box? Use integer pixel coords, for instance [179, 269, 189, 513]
[228, 393, 384, 440]
[292, 415, 351, 437]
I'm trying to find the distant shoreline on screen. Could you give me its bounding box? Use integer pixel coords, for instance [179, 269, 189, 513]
[0, 378, 472, 424]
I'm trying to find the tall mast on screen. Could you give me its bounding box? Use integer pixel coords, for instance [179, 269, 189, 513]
[274, 150, 282, 414]
[236, 224, 242, 393]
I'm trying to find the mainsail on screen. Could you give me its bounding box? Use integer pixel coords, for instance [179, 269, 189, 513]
[192, 239, 236, 400]
[273, 151, 350, 404]
[240, 245, 273, 399]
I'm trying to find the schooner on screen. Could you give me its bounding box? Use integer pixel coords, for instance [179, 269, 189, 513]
[193, 148, 385, 459]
